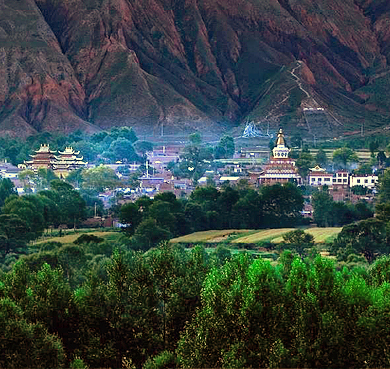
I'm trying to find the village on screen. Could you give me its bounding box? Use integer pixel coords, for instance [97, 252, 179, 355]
[0, 128, 379, 224]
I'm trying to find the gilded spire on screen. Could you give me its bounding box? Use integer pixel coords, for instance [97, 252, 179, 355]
[275, 128, 286, 146]
[272, 128, 290, 158]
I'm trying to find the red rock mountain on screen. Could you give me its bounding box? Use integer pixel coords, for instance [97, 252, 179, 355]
[1, 0, 390, 138]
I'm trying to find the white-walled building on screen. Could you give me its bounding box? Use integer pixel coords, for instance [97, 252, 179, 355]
[350, 174, 378, 190]
[332, 171, 349, 186]
[308, 165, 333, 186]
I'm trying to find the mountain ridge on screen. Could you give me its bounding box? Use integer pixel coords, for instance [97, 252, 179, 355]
[1, 0, 390, 138]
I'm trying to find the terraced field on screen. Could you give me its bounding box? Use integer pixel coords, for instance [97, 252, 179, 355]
[172, 227, 342, 245]
[231, 229, 295, 244]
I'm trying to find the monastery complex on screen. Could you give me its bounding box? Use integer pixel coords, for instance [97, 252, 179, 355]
[22, 144, 87, 178]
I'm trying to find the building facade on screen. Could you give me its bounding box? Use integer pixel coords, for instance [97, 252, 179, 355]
[350, 174, 378, 190]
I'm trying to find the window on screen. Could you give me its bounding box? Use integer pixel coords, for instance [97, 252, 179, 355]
[325, 178, 330, 182]
[338, 179, 342, 183]
[372, 179, 375, 183]
[365, 179, 368, 183]
[343, 173, 347, 177]
[318, 178, 322, 181]
[343, 179, 347, 182]
[357, 179, 360, 183]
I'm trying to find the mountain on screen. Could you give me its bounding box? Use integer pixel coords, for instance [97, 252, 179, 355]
[1, 0, 390, 139]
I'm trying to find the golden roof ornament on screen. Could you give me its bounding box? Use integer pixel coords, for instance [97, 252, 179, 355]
[276, 128, 286, 146]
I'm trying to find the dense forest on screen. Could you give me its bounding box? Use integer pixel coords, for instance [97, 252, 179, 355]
[3, 244, 390, 368]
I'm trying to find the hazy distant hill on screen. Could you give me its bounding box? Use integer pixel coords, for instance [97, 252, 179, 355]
[1, 0, 390, 138]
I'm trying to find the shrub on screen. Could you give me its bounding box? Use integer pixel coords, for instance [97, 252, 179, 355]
[74, 234, 104, 245]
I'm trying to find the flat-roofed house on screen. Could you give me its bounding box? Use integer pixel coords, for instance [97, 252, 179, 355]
[308, 165, 333, 186]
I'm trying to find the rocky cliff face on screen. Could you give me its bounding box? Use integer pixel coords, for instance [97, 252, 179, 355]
[1, 0, 390, 138]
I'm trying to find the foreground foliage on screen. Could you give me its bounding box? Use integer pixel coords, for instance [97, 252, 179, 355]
[2, 242, 390, 368]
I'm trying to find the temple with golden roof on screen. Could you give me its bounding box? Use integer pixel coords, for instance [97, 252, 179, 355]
[24, 144, 57, 170]
[258, 129, 302, 185]
[24, 144, 87, 178]
[53, 147, 88, 178]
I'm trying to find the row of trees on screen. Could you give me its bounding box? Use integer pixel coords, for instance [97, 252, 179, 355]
[0, 179, 91, 258]
[0, 127, 143, 166]
[312, 187, 373, 227]
[3, 243, 390, 368]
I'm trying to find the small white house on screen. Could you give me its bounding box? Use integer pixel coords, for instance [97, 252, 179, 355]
[308, 166, 333, 186]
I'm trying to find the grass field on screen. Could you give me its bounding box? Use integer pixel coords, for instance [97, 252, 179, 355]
[172, 227, 343, 245]
[271, 227, 343, 244]
[170, 230, 250, 243]
[231, 228, 296, 244]
[32, 231, 118, 245]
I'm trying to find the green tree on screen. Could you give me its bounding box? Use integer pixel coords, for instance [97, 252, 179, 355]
[0, 214, 31, 256]
[190, 186, 220, 212]
[315, 148, 328, 167]
[104, 251, 160, 367]
[378, 168, 390, 203]
[184, 202, 208, 232]
[35, 168, 57, 190]
[377, 150, 387, 167]
[231, 189, 262, 229]
[108, 138, 139, 162]
[72, 140, 99, 162]
[180, 133, 213, 182]
[65, 168, 84, 188]
[331, 218, 388, 263]
[0, 178, 16, 208]
[312, 188, 334, 227]
[215, 136, 235, 159]
[120, 202, 143, 234]
[2, 195, 45, 239]
[332, 147, 359, 168]
[376, 168, 390, 221]
[40, 180, 86, 227]
[369, 140, 379, 156]
[109, 126, 138, 143]
[132, 218, 171, 251]
[291, 133, 303, 149]
[177, 254, 285, 368]
[296, 150, 314, 179]
[354, 200, 374, 220]
[82, 165, 120, 191]
[351, 185, 367, 195]
[261, 183, 304, 227]
[280, 229, 315, 257]
[18, 169, 35, 192]
[0, 298, 65, 368]
[216, 186, 240, 228]
[354, 163, 373, 175]
[134, 141, 154, 158]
